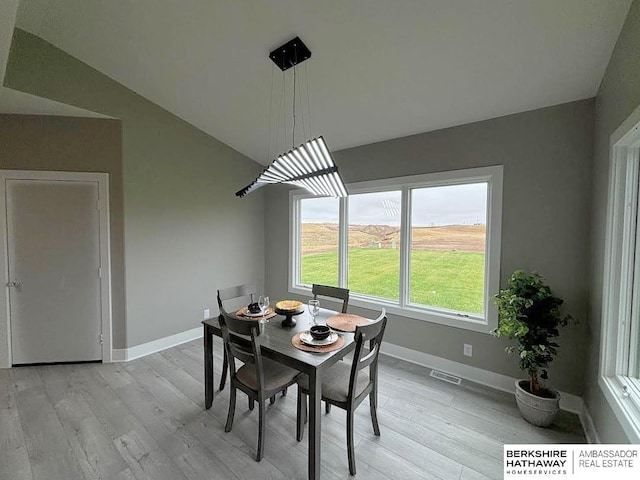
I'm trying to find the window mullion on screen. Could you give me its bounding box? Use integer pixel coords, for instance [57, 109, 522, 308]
[619, 149, 640, 376]
[603, 156, 629, 377]
[399, 186, 411, 308]
[339, 196, 348, 289]
[628, 147, 640, 378]
[291, 196, 301, 288]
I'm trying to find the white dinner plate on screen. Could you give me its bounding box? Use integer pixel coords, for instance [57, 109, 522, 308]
[243, 308, 271, 318]
[299, 330, 339, 346]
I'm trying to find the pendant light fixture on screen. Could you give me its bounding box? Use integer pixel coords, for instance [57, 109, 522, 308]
[235, 37, 348, 198]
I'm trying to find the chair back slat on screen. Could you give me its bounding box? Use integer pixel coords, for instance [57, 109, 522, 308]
[357, 342, 379, 370]
[228, 343, 256, 366]
[217, 284, 257, 310]
[312, 284, 349, 313]
[219, 308, 257, 336]
[347, 309, 387, 403]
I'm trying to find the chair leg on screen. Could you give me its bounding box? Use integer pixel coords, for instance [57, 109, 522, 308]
[347, 409, 356, 475]
[225, 386, 236, 433]
[297, 391, 308, 425]
[325, 402, 331, 414]
[248, 397, 255, 411]
[370, 391, 380, 436]
[270, 395, 276, 405]
[296, 390, 305, 442]
[304, 393, 308, 424]
[219, 349, 228, 391]
[256, 400, 266, 462]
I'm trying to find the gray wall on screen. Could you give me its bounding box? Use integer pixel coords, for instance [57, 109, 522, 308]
[266, 99, 594, 396]
[4, 29, 265, 348]
[587, 0, 640, 444]
[0, 114, 126, 347]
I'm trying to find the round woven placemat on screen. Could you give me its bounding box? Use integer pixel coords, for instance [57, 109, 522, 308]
[236, 307, 276, 321]
[326, 313, 370, 332]
[291, 332, 345, 353]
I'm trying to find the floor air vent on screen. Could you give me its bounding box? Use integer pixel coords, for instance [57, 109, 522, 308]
[429, 369, 462, 385]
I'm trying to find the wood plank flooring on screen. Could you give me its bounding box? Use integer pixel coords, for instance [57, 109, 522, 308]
[0, 338, 585, 479]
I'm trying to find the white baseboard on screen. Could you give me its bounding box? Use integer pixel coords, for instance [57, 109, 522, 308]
[580, 405, 601, 444]
[381, 342, 585, 415]
[111, 326, 203, 362]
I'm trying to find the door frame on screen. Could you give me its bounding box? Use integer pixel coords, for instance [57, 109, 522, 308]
[0, 170, 112, 368]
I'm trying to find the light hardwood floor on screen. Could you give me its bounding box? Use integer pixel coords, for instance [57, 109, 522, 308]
[0, 338, 585, 480]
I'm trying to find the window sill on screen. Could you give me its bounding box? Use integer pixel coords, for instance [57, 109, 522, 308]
[289, 285, 495, 334]
[599, 375, 640, 443]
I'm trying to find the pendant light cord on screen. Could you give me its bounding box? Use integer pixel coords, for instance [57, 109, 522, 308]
[274, 70, 285, 159]
[305, 62, 312, 139]
[267, 65, 275, 162]
[292, 65, 297, 149]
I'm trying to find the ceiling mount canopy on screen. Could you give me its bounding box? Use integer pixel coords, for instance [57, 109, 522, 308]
[269, 36, 311, 72]
[236, 36, 348, 199]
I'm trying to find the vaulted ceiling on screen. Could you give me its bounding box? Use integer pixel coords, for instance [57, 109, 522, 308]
[11, 0, 634, 164]
[0, 0, 108, 117]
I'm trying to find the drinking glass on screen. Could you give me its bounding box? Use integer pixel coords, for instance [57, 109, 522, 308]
[258, 295, 270, 324]
[308, 299, 320, 325]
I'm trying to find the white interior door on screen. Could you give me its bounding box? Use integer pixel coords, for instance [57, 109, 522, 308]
[7, 179, 102, 364]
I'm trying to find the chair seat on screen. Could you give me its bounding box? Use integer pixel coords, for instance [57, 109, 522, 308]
[237, 358, 299, 392]
[298, 361, 370, 403]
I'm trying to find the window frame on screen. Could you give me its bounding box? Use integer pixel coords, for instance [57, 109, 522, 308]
[289, 165, 503, 333]
[599, 104, 640, 444]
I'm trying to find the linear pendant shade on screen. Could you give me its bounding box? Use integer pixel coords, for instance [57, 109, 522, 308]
[235, 136, 348, 198]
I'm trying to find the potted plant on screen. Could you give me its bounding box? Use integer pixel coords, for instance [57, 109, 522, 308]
[493, 270, 572, 427]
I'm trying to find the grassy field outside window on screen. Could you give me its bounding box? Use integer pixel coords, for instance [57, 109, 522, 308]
[300, 224, 485, 314]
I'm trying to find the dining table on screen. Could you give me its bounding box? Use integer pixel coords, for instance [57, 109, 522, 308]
[202, 307, 356, 480]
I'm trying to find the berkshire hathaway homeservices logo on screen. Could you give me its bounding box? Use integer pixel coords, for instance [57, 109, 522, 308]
[504, 445, 639, 479]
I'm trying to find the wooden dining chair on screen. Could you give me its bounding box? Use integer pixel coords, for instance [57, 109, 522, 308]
[219, 306, 301, 461]
[217, 283, 256, 391]
[313, 284, 350, 413]
[312, 284, 350, 313]
[296, 309, 387, 476]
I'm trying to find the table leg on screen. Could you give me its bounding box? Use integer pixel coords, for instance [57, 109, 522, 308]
[204, 325, 214, 409]
[308, 368, 321, 479]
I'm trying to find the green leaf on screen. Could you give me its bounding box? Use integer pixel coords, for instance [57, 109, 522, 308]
[492, 269, 575, 386]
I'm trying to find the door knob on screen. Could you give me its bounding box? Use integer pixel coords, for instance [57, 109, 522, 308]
[6, 281, 20, 288]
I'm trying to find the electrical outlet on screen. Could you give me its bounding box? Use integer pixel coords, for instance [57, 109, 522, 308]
[464, 344, 473, 357]
[203, 308, 210, 319]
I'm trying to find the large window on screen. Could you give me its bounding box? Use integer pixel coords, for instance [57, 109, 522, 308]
[348, 191, 401, 301]
[299, 197, 339, 287]
[290, 166, 503, 332]
[410, 183, 487, 315]
[600, 107, 640, 443]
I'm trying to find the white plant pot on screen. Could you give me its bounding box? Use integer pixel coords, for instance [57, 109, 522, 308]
[514, 379, 560, 427]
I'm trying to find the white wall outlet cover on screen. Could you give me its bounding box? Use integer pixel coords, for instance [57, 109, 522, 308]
[203, 308, 210, 319]
[464, 344, 473, 357]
